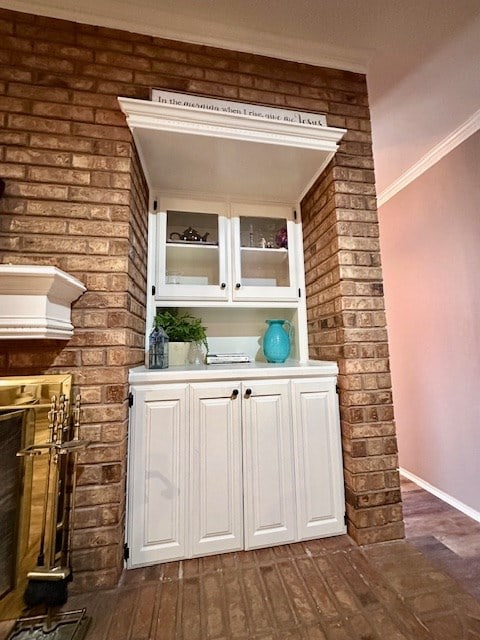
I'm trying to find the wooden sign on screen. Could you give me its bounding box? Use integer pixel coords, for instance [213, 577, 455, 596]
[151, 89, 327, 128]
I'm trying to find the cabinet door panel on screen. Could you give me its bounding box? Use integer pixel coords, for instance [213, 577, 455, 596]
[230, 205, 298, 303]
[292, 379, 346, 539]
[243, 380, 296, 548]
[127, 385, 188, 567]
[154, 200, 229, 301]
[190, 383, 243, 556]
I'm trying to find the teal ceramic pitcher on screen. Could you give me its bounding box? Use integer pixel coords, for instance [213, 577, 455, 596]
[262, 319, 292, 363]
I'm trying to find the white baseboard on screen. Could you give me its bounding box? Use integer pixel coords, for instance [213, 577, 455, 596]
[400, 467, 480, 524]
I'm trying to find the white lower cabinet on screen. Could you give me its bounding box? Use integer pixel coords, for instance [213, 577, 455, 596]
[126, 372, 346, 568]
[292, 379, 346, 540]
[190, 382, 243, 556]
[127, 384, 188, 567]
[241, 379, 296, 549]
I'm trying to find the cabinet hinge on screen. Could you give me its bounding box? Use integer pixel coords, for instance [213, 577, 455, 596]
[151, 285, 156, 296]
[344, 512, 348, 526]
[293, 209, 297, 220]
[153, 199, 158, 211]
[298, 288, 301, 298]
[128, 392, 134, 408]
[336, 384, 340, 395]
[124, 543, 130, 561]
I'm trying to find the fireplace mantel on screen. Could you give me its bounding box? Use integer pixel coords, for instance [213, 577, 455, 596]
[0, 265, 85, 340]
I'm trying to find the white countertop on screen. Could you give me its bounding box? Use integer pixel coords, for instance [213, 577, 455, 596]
[129, 359, 338, 384]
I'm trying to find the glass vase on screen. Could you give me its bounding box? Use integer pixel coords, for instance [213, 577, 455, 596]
[188, 340, 205, 365]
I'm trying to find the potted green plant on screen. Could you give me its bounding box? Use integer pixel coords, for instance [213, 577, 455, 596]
[154, 309, 208, 365]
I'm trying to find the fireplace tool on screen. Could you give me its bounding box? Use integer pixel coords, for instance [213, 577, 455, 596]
[8, 393, 90, 639]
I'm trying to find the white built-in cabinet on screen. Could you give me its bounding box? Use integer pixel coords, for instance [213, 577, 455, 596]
[126, 368, 345, 568]
[120, 95, 348, 568]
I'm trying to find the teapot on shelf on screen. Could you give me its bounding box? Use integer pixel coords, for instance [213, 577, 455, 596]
[169, 227, 210, 242]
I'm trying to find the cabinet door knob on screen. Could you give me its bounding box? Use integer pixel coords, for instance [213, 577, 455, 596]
[235, 282, 241, 289]
[220, 282, 226, 289]
[244, 388, 252, 398]
[231, 389, 239, 399]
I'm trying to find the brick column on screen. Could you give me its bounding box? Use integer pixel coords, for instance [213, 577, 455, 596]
[302, 153, 404, 544]
[69, 146, 149, 591]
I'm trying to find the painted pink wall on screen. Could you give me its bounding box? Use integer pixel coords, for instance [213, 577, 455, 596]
[378, 130, 480, 512]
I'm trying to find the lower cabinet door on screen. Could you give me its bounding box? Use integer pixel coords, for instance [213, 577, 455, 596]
[292, 378, 346, 539]
[127, 384, 188, 567]
[242, 379, 296, 549]
[190, 382, 244, 556]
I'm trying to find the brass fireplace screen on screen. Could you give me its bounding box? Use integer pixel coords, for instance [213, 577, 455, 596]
[0, 374, 80, 621]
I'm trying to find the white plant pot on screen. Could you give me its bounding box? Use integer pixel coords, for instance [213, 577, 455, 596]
[168, 342, 189, 366]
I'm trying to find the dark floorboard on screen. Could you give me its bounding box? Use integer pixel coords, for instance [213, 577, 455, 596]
[1, 476, 480, 639]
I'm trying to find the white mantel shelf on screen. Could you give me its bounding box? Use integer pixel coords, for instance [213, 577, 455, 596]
[0, 265, 86, 340]
[118, 97, 346, 203]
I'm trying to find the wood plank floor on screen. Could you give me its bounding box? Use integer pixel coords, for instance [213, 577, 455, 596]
[401, 476, 480, 603]
[1, 476, 480, 639]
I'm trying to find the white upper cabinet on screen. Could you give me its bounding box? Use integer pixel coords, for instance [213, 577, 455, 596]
[155, 196, 229, 302]
[153, 196, 300, 304]
[230, 202, 297, 303]
[118, 95, 346, 343]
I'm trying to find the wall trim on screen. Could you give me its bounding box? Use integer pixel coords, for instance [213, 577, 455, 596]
[378, 108, 480, 207]
[400, 467, 480, 524]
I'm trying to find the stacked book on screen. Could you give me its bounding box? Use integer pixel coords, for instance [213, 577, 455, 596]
[206, 352, 251, 365]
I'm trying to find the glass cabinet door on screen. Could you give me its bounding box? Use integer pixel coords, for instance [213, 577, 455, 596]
[155, 201, 229, 301]
[231, 204, 297, 302]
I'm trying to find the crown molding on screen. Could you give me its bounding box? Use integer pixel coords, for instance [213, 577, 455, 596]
[378, 108, 480, 207]
[118, 96, 346, 202]
[118, 97, 346, 151]
[1, 0, 370, 72]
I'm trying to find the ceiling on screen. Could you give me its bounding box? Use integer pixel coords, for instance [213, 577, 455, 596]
[5, 0, 479, 72]
[4, 0, 480, 193]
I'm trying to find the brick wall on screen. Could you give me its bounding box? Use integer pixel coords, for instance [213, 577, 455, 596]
[302, 158, 403, 544]
[0, 8, 403, 590]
